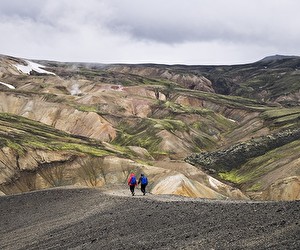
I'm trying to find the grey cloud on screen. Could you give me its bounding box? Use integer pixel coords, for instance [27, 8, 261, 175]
[0, 0, 110, 31]
[2, 0, 299, 45]
[0, 0, 299, 65]
[0, 0, 43, 23]
[104, 0, 300, 46]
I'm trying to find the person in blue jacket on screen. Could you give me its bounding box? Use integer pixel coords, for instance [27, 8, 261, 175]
[138, 173, 148, 195]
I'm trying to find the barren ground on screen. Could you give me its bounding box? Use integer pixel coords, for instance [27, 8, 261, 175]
[0, 187, 299, 250]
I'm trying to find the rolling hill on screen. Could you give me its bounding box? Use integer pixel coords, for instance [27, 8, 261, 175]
[0, 54, 299, 200]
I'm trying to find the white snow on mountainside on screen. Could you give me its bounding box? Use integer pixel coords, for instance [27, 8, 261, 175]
[0, 81, 15, 89]
[14, 60, 56, 75]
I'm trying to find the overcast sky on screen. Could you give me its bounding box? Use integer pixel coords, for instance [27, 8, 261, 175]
[1, 0, 300, 65]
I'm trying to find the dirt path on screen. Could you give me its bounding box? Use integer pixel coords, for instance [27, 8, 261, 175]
[100, 185, 203, 201]
[0, 187, 299, 249]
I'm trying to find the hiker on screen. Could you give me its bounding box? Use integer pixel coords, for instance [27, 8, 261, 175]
[138, 173, 148, 195]
[128, 173, 137, 196]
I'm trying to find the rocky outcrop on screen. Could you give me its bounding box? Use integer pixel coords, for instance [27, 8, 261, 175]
[185, 128, 300, 200]
[185, 128, 300, 171]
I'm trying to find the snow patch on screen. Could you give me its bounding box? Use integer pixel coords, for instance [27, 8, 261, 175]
[14, 60, 56, 75]
[227, 118, 236, 123]
[0, 81, 15, 89]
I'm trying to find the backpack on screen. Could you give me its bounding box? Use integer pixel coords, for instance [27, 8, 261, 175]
[141, 176, 148, 185]
[130, 176, 137, 185]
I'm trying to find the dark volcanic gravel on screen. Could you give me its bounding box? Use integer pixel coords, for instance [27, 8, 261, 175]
[0, 188, 299, 250]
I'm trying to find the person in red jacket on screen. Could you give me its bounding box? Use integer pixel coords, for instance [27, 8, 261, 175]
[128, 173, 137, 196]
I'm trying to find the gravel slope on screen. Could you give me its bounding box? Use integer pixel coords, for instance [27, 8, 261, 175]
[0, 187, 299, 250]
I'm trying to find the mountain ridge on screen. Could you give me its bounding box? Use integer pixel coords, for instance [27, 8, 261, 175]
[0, 54, 299, 200]
[259, 54, 300, 63]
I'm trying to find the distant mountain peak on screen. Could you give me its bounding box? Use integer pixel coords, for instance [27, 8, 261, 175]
[259, 54, 300, 62]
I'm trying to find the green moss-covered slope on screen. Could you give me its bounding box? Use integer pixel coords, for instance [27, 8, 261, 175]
[0, 113, 115, 156]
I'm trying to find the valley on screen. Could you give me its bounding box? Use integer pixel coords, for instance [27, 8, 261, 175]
[0, 54, 300, 200]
